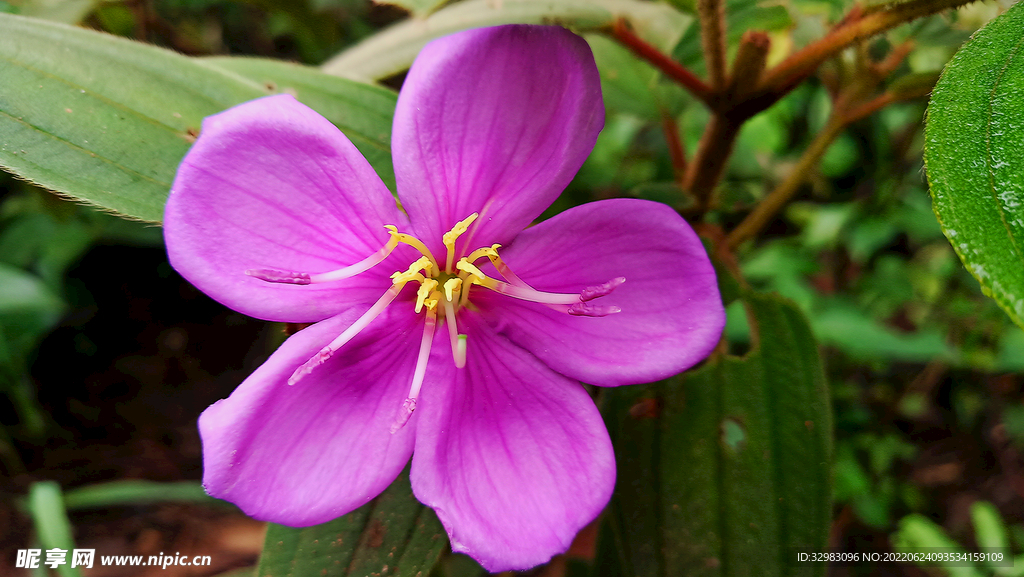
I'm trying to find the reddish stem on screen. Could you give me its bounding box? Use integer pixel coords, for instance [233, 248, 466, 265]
[611, 19, 714, 106]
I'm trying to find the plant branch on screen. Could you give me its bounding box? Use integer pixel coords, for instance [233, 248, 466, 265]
[725, 116, 845, 249]
[725, 31, 771, 103]
[725, 85, 933, 249]
[611, 19, 714, 106]
[661, 111, 688, 183]
[757, 0, 977, 99]
[697, 0, 728, 90]
[684, 114, 742, 211]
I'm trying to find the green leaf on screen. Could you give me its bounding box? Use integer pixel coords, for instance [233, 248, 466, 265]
[811, 302, 957, 363]
[27, 481, 82, 577]
[971, 501, 1009, 550]
[257, 468, 446, 577]
[0, 263, 64, 363]
[598, 290, 831, 576]
[201, 56, 399, 193]
[925, 0, 1024, 329]
[0, 13, 270, 222]
[321, 0, 690, 82]
[61, 480, 226, 510]
[892, 515, 986, 577]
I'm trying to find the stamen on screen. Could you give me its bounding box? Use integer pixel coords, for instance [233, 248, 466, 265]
[415, 279, 439, 313]
[581, 277, 626, 301]
[456, 255, 622, 307]
[455, 258, 486, 280]
[474, 276, 582, 305]
[391, 256, 432, 284]
[386, 225, 439, 273]
[441, 281, 467, 369]
[483, 245, 529, 287]
[443, 278, 462, 302]
[468, 246, 568, 313]
[288, 280, 410, 386]
[391, 304, 438, 434]
[391, 398, 417, 433]
[246, 269, 311, 285]
[568, 302, 622, 317]
[246, 234, 400, 285]
[460, 280, 474, 308]
[463, 244, 499, 266]
[442, 213, 479, 272]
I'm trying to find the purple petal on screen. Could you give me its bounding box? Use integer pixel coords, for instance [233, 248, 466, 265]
[392, 25, 604, 256]
[475, 199, 724, 386]
[165, 94, 411, 323]
[411, 311, 614, 572]
[199, 304, 421, 526]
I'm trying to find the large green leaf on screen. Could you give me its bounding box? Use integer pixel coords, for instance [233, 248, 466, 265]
[599, 290, 831, 576]
[321, 0, 690, 82]
[201, 57, 399, 193]
[925, 1, 1024, 328]
[257, 468, 447, 577]
[0, 13, 270, 222]
[0, 16, 401, 223]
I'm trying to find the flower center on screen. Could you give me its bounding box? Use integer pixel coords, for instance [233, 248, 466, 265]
[246, 213, 623, 432]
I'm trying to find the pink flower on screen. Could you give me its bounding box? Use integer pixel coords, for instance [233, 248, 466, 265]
[164, 25, 723, 571]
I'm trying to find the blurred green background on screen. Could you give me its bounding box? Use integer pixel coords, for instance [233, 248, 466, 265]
[2, 0, 1024, 575]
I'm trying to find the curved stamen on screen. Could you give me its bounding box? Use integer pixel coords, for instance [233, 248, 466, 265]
[472, 275, 583, 305]
[581, 277, 626, 301]
[470, 245, 567, 313]
[390, 303, 438, 434]
[485, 245, 529, 287]
[247, 233, 400, 285]
[455, 254, 624, 308]
[442, 213, 479, 273]
[288, 280, 411, 386]
[415, 279, 439, 313]
[386, 226, 439, 273]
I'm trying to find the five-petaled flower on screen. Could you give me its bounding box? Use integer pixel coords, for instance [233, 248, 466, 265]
[164, 24, 724, 572]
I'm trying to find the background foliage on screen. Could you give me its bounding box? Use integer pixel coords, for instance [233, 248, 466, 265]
[2, 0, 1024, 575]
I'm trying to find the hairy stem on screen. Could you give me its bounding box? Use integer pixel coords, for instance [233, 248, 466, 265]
[611, 19, 713, 105]
[661, 111, 688, 183]
[725, 31, 771, 103]
[697, 0, 728, 90]
[757, 0, 978, 99]
[684, 114, 742, 211]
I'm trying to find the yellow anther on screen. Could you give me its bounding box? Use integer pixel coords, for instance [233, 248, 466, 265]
[412, 255, 434, 277]
[443, 213, 479, 272]
[456, 259, 486, 280]
[391, 270, 424, 285]
[443, 278, 462, 301]
[392, 257, 431, 285]
[423, 292, 440, 311]
[386, 226, 439, 272]
[465, 244, 500, 264]
[415, 279, 439, 313]
[443, 213, 479, 247]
